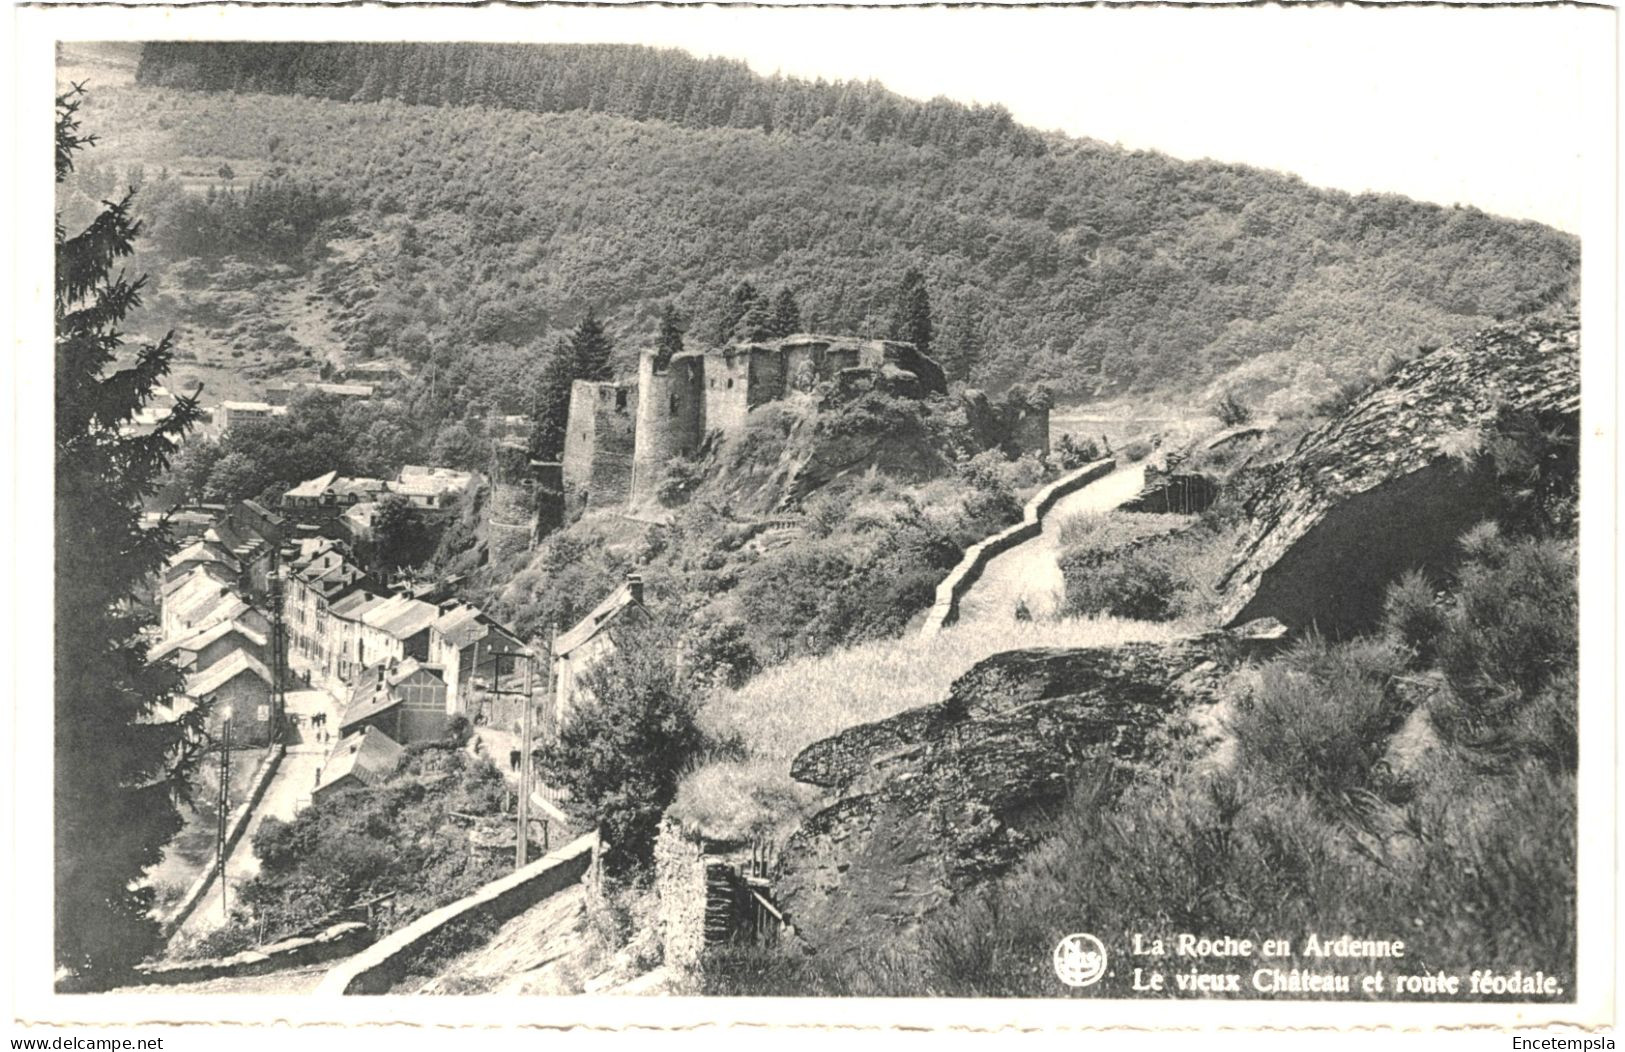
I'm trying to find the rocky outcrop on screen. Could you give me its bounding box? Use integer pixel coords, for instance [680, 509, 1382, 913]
[773, 627, 1285, 948]
[1215, 315, 1579, 634]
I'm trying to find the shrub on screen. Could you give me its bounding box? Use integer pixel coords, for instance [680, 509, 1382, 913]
[1053, 432, 1102, 471]
[1382, 569, 1447, 669]
[1227, 635, 1409, 807]
[1061, 522, 1232, 624]
[1428, 531, 1576, 765]
[533, 624, 707, 877]
[1214, 392, 1253, 427]
[1119, 438, 1154, 462]
[1065, 546, 1180, 620]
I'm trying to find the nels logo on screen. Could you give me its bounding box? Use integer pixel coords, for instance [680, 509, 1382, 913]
[1053, 933, 1108, 988]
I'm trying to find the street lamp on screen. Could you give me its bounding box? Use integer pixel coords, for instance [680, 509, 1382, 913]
[216, 704, 233, 921]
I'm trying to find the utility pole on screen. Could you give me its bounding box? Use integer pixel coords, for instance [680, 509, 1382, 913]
[269, 546, 286, 734]
[514, 625, 556, 870]
[516, 653, 533, 869]
[217, 704, 232, 920]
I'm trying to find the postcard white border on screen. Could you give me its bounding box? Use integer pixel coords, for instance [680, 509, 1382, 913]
[7, 0, 1620, 1032]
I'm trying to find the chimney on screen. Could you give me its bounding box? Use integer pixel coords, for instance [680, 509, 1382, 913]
[626, 572, 644, 605]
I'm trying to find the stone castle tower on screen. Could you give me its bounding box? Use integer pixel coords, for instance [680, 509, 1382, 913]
[564, 334, 979, 515]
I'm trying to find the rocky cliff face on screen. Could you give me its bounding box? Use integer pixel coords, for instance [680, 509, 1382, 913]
[773, 628, 1285, 949]
[1215, 315, 1579, 633]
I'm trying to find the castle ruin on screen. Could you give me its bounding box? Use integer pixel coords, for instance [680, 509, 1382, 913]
[562, 333, 1041, 517]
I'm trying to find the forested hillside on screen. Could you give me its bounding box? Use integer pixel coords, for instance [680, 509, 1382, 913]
[90, 41, 1576, 411]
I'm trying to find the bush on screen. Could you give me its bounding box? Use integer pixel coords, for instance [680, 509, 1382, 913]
[1228, 635, 1409, 807]
[1065, 546, 1181, 620]
[1061, 521, 1231, 624]
[533, 624, 707, 877]
[1382, 569, 1447, 668]
[1427, 530, 1576, 766]
[1053, 432, 1102, 470]
[1214, 392, 1253, 427]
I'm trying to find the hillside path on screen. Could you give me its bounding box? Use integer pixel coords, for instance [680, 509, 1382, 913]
[954, 464, 1146, 625]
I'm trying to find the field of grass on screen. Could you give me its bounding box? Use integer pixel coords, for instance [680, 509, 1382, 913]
[671, 614, 1187, 841]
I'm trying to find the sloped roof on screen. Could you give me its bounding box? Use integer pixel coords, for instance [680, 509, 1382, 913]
[167, 575, 240, 627]
[329, 589, 388, 621]
[361, 594, 440, 641]
[555, 581, 648, 659]
[339, 658, 445, 730]
[167, 540, 239, 573]
[316, 726, 405, 795]
[160, 561, 235, 598]
[285, 470, 339, 500]
[432, 604, 523, 651]
[184, 648, 274, 699]
[150, 618, 268, 662]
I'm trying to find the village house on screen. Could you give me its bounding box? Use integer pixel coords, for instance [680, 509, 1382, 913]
[313, 725, 405, 804]
[322, 589, 388, 686]
[390, 465, 477, 510]
[357, 593, 439, 667]
[336, 359, 412, 394]
[427, 603, 527, 717]
[283, 544, 375, 672]
[282, 471, 392, 516]
[552, 572, 649, 729]
[180, 649, 278, 747]
[163, 539, 240, 585]
[217, 400, 288, 433]
[149, 617, 271, 674]
[265, 380, 376, 406]
[337, 658, 448, 743]
[159, 565, 242, 638]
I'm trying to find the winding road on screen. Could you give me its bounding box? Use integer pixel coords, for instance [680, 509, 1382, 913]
[953, 463, 1147, 625]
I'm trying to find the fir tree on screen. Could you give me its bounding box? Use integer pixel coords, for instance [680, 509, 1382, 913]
[568, 310, 614, 382]
[769, 287, 802, 340]
[654, 302, 685, 370]
[889, 266, 934, 358]
[54, 87, 211, 986]
[528, 338, 575, 461]
[735, 294, 775, 344]
[715, 280, 763, 346]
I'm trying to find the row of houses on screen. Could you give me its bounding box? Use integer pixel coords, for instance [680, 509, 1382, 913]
[300, 570, 651, 807]
[150, 501, 292, 748]
[147, 466, 653, 811]
[283, 535, 530, 738]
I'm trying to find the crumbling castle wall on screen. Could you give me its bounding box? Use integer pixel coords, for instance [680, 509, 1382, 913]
[631, 352, 705, 507]
[564, 335, 952, 517]
[562, 380, 636, 515]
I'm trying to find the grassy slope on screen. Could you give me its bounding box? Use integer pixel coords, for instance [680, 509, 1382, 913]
[673, 614, 1185, 841]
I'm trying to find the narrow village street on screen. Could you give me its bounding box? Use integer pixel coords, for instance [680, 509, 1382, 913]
[173, 687, 338, 938]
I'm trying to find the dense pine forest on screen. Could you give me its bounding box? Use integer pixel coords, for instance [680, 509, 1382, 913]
[99, 41, 1577, 408]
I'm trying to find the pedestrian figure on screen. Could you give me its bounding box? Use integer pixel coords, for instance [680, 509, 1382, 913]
[509, 748, 521, 772]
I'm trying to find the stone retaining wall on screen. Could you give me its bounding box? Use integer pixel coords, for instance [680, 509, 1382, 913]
[653, 819, 711, 976]
[314, 830, 600, 995]
[161, 744, 286, 937]
[920, 458, 1116, 636]
[137, 922, 372, 986]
